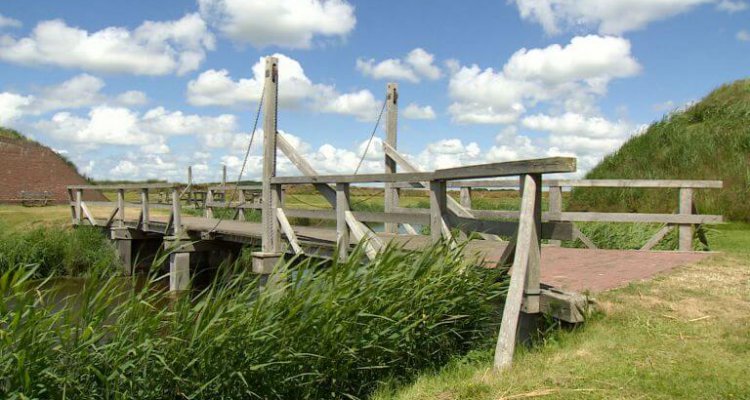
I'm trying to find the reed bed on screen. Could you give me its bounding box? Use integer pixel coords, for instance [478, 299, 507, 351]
[0, 241, 505, 399]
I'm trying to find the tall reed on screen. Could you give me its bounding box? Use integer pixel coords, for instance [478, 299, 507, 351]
[0, 241, 505, 399]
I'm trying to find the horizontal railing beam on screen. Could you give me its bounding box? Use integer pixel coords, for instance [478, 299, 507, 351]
[67, 183, 179, 190]
[441, 179, 723, 189]
[271, 157, 576, 185]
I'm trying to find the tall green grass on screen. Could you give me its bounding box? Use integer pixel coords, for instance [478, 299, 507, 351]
[0, 224, 119, 277]
[569, 79, 750, 221]
[0, 241, 505, 399]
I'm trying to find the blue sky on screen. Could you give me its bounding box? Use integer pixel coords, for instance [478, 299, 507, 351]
[1, 0, 748, 182]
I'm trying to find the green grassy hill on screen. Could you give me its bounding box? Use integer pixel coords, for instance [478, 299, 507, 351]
[569, 79, 750, 221]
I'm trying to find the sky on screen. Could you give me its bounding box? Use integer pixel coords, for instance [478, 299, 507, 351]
[0, 0, 748, 183]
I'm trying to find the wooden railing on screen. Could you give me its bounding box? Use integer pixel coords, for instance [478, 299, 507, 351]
[389, 179, 723, 251]
[67, 183, 185, 236]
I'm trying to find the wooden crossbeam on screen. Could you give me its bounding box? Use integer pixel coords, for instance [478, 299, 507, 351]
[276, 208, 304, 255]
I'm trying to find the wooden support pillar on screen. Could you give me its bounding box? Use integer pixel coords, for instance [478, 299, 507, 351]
[336, 183, 351, 261]
[169, 253, 190, 292]
[172, 188, 182, 238]
[117, 189, 125, 227]
[384, 82, 399, 234]
[459, 187, 472, 209]
[187, 165, 194, 207]
[117, 239, 134, 275]
[429, 180, 449, 243]
[253, 56, 283, 276]
[75, 189, 83, 225]
[679, 188, 693, 251]
[548, 185, 562, 246]
[222, 164, 227, 187]
[494, 174, 542, 370]
[205, 189, 214, 218]
[141, 189, 150, 231]
[237, 189, 246, 221]
[519, 174, 542, 339]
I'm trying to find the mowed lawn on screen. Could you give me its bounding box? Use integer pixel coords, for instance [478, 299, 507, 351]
[373, 223, 750, 399]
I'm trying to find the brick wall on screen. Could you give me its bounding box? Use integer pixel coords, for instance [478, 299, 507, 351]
[0, 138, 107, 204]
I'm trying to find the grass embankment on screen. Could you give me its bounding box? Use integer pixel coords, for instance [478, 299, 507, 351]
[569, 79, 750, 221]
[374, 222, 750, 399]
[0, 242, 505, 399]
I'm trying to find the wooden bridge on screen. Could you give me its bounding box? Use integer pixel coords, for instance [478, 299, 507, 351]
[67, 57, 723, 369]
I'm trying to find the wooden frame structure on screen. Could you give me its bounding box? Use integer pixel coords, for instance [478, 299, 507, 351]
[67, 56, 724, 370]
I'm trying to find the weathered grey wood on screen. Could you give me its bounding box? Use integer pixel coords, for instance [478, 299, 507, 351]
[679, 188, 694, 251]
[559, 211, 720, 224]
[104, 206, 119, 228]
[172, 189, 182, 237]
[383, 142, 501, 241]
[222, 165, 227, 187]
[522, 174, 542, 315]
[277, 130, 379, 246]
[208, 185, 262, 191]
[345, 211, 381, 260]
[79, 201, 96, 225]
[141, 189, 150, 231]
[281, 208, 429, 225]
[494, 174, 538, 370]
[67, 183, 178, 190]
[402, 223, 419, 235]
[336, 183, 350, 261]
[117, 239, 134, 275]
[445, 179, 723, 189]
[204, 201, 263, 210]
[75, 189, 83, 225]
[272, 157, 576, 184]
[169, 253, 190, 292]
[539, 286, 588, 323]
[548, 185, 562, 246]
[276, 208, 304, 255]
[573, 225, 597, 249]
[384, 83, 399, 234]
[237, 189, 247, 221]
[205, 189, 214, 218]
[429, 180, 451, 243]
[116, 189, 125, 227]
[261, 57, 280, 256]
[459, 187, 472, 209]
[447, 216, 573, 240]
[640, 224, 674, 251]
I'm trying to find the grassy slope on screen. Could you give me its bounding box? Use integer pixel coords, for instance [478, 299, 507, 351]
[569, 79, 750, 221]
[374, 223, 750, 399]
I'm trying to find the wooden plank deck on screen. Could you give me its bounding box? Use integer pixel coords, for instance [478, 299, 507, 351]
[102, 215, 711, 293]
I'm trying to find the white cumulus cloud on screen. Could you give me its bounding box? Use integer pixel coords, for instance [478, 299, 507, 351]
[448, 35, 640, 124]
[198, 0, 355, 48]
[356, 48, 442, 83]
[402, 103, 436, 120]
[0, 92, 33, 125]
[0, 13, 21, 29]
[0, 14, 214, 75]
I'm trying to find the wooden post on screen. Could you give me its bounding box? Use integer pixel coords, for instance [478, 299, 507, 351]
[141, 188, 149, 231]
[169, 253, 190, 292]
[172, 188, 182, 237]
[521, 174, 542, 315]
[253, 56, 283, 275]
[222, 164, 227, 187]
[237, 189, 246, 221]
[679, 188, 693, 251]
[75, 189, 83, 225]
[187, 165, 194, 206]
[494, 174, 540, 370]
[384, 83, 399, 234]
[459, 187, 472, 209]
[205, 189, 214, 218]
[336, 183, 351, 262]
[117, 189, 125, 227]
[429, 180, 449, 243]
[548, 185, 562, 246]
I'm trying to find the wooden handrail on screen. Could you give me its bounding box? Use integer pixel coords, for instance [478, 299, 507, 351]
[271, 157, 576, 185]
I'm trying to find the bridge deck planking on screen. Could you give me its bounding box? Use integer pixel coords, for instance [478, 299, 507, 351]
[96, 215, 710, 293]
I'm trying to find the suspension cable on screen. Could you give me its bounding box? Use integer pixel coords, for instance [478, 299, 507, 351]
[208, 82, 265, 233]
[353, 98, 387, 175]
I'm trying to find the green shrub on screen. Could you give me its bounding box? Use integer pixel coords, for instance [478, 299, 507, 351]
[0, 225, 118, 277]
